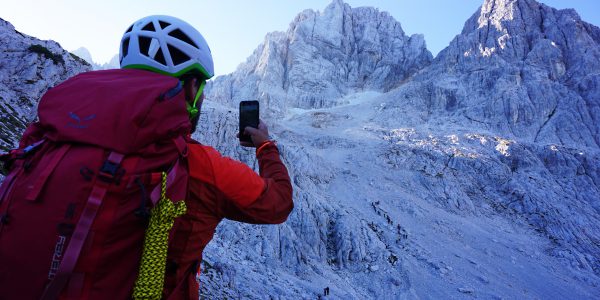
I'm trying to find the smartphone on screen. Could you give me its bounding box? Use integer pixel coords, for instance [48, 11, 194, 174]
[239, 100, 259, 143]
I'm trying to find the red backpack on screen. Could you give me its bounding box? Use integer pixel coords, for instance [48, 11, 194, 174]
[0, 69, 191, 299]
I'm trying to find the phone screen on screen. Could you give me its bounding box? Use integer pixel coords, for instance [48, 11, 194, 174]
[239, 100, 259, 143]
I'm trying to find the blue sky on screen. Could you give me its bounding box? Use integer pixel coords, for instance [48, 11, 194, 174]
[2, 0, 599, 76]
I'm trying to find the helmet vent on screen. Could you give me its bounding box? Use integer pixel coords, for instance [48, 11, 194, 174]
[122, 37, 130, 57]
[168, 44, 190, 65]
[139, 36, 152, 56]
[125, 25, 133, 33]
[168, 29, 198, 49]
[159, 21, 171, 29]
[142, 22, 156, 32]
[154, 49, 167, 65]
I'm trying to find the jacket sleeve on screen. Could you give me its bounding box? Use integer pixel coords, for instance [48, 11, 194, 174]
[223, 142, 294, 224]
[187, 143, 293, 224]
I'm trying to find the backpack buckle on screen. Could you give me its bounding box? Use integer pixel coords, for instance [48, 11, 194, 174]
[98, 153, 125, 185]
[100, 160, 120, 176]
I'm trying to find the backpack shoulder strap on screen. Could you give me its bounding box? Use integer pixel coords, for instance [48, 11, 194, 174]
[41, 151, 125, 300]
[149, 137, 188, 206]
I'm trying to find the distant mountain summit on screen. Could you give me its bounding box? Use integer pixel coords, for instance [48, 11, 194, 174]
[71, 47, 119, 70]
[206, 0, 432, 115]
[71, 47, 94, 65]
[411, 0, 600, 148]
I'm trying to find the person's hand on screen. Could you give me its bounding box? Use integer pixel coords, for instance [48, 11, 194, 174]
[238, 119, 270, 148]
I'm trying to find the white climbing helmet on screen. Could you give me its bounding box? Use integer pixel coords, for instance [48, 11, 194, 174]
[119, 15, 214, 79]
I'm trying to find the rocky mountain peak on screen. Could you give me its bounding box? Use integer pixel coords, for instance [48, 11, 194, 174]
[72, 47, 94, 64]
[323, 0, 349, 18]
[475, 0, 528, 32]
[0, 18, 14, 31]
[206, 0, 432, 115]
[475, 0, 583, 30]
[415, 0, 600, 148]
[71, 47, 119, 70]
[454, 0, 598, 63]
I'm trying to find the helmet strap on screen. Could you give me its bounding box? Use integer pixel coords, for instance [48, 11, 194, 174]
[186, 80, 205, 119]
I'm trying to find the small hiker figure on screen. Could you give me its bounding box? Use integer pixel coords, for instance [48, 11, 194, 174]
[324, 287, 330, 296]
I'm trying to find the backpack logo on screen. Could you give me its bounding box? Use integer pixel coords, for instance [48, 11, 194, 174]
[67, 112, 96, 129]
[47, 235, 66, 280]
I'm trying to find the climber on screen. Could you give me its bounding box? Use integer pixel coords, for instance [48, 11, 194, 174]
[0, 15, 293, 300]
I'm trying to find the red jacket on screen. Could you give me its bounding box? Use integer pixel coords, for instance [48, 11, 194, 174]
[163, 140, 293, 299]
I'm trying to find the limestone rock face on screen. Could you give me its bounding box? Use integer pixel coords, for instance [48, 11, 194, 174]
[375, 0, 600, 284]
[390, 0, 600, 148]
[205, 0, 432, 115]
[0, 18, 91, 153]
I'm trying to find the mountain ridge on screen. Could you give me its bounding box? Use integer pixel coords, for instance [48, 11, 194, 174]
[206, 0, 432, 116]
[397, 0, 600, 148]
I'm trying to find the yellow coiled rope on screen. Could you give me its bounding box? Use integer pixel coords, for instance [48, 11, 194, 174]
[133, 172, 187, 300]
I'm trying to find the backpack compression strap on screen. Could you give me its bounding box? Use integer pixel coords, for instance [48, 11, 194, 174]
[41, 151, 125, 300]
